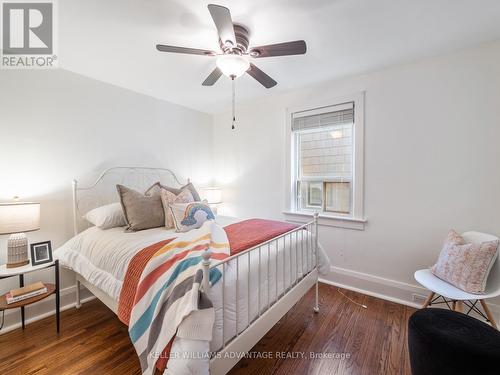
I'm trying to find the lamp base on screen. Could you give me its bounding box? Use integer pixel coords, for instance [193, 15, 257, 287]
[6, 260, 30, 268]
[6, 233, 30, 268]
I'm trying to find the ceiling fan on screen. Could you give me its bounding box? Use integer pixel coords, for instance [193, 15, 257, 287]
[156, 4, 307, 89]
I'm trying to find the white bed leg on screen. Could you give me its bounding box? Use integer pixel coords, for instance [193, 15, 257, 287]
[75, 280, 81, 309]
[313, 212, 320, 313]
[202, 250, 211, 293]
[313, 279, 319, 313]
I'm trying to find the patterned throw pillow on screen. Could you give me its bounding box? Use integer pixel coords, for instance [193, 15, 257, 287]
[431, 230, 499, 294]
[145, 181, 201, 201]
[169, 202, 215, 233]
[159, 188, 194, 229]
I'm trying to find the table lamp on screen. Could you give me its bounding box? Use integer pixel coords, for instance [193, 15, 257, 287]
[0, 202, 40, 268]
[201, 187, 222, 214]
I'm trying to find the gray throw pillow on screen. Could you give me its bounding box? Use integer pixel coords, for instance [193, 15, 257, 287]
[116, 185, 164, 232]
[145, 181, 201, 201]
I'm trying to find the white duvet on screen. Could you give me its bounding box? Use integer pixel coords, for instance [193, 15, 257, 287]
[56, 216, 329, 374]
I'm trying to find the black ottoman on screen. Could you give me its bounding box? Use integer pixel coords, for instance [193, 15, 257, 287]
[408, 308, 500, 375]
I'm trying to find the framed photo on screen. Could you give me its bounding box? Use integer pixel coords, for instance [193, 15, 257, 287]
[30, 241, 53, 266]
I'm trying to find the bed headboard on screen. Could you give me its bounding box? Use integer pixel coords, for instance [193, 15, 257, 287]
[72, 167, 187, 235]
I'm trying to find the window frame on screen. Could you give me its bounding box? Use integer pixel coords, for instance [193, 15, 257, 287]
[284, 92, 365, 228]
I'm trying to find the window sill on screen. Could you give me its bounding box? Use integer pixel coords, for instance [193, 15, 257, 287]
[283, 211, 367, 230]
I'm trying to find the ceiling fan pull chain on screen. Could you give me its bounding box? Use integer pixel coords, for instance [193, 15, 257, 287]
[232, 76, 236, 129]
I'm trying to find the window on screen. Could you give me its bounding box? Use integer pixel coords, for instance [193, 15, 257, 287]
[288, 94, 364, 221]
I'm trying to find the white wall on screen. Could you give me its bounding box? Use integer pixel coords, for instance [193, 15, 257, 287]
[2, 39, 500, 333]
[213, 40, 500, 308]
[0, 69, 213, 330]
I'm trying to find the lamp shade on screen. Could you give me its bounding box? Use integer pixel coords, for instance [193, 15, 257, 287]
[202, 188, 223, 205]
[0, 202, 40, 235]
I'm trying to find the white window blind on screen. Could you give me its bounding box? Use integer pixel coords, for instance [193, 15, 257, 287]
[293, 102, 354, 181]
[291, 102, 354, 132]
[292, 102, 355, 214]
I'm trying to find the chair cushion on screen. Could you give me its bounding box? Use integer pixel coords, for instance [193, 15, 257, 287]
[431, 230, 499, 294]
[408, 309, 500, 375]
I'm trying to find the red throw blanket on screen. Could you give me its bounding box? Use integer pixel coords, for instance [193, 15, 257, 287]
[118, 218, 298, 371]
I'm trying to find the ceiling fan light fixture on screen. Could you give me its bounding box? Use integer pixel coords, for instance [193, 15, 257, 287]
[216, 54, 250, 78]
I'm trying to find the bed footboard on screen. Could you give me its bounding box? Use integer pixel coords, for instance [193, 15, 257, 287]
[205, 213, 320, 375]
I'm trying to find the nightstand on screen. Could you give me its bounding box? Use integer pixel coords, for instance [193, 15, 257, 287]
[0, 260, 60, 332]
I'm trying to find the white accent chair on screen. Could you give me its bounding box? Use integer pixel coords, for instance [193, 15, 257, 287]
[414, 231, 500, 329]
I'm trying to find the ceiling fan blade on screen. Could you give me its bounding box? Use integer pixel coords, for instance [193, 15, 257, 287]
[249, 40, 306, 58]
[156, 44, 216, 56]
[202, 67, 223, 86]
[207, 4, 236, 47]
[247, 63, 277, 89]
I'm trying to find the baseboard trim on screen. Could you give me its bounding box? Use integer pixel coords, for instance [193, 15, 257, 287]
[329, 265, 427, 294]
[321, 265, 500, 322]
[319, 277, 422, 309]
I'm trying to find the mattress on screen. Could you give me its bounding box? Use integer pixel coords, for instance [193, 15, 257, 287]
[56, 216, 240, 301]
[56, 216, 328, 374]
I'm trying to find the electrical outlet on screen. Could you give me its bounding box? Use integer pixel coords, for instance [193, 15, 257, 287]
[412, 293, 427, 302]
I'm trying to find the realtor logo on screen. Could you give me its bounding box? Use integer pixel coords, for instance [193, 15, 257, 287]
[3, 2, 53, 54]
[1, 1, 57, 68]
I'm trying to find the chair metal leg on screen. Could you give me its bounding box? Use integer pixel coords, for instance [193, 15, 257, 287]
[422, 292, 435, 308]
[480, 300, 498, 329]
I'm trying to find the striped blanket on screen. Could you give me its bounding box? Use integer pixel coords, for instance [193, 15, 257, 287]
[128, 220, 230, 375]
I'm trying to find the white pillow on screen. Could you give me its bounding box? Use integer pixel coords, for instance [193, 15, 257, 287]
[85, 202, 126, 229]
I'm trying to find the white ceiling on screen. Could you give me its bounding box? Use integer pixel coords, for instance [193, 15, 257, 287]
[59, 0, 500, 114]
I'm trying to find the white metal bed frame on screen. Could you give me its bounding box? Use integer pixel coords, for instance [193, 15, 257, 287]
[70, 167, 320, 375]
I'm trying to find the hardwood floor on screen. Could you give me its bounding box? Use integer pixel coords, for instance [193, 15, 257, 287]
[0, 284, 415, 375]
